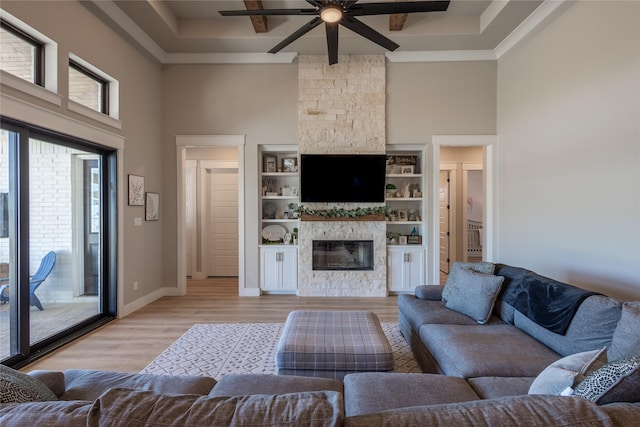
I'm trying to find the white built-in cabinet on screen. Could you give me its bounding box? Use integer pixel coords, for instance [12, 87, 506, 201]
[260, 246, 298, 293]
[258, 145, 299, 294]
[385, 145, 426, 293]
[387, 246, 426, 293]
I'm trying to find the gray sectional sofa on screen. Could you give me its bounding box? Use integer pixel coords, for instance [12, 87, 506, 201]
[1, 367, 639, 426]
[1, 262, 639, 425]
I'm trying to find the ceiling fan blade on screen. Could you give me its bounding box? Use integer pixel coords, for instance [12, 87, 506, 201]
[349, 1, 450, 16]
[326, 22, 339, 65]
[268, 17, 323, 54]
[219, 8, 317, 16]
[340, 17, 399, 51]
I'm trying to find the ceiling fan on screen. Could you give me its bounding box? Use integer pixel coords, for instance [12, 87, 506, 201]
[219, 1, 450, 65]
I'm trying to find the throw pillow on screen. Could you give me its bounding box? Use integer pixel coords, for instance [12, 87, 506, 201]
[444, 268, 504, 324]
[442, 261, 495, 302]
[0, 365, 59, 403]
[608, 301, 640, 361]
[528, 347, 607, 396]
[573, 355, 640, 405]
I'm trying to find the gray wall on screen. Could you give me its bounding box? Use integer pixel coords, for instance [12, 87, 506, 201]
[160, 61, 496, 291]
[496, 1, 640, 299]
[1, 0, 164, 306]
[4, 0, 638, 309]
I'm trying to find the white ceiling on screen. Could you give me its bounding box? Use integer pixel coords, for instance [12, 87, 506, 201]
[86, 0, 546, 62]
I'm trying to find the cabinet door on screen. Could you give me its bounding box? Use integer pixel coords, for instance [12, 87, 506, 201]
[405, 248, 425, 290]
[260, 248, 281, 291]
[388, 247, 425, 292]
[279, 248, 298, 291]
[387, 249, 407, 292]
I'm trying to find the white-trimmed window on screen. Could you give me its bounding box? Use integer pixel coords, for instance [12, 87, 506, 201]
[69, 60, 109, 114]
[67, 54, 120, 126]
[0, 18, 44, 85]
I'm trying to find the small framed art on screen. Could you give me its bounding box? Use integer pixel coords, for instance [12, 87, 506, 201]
[401, 165, 415, 175]
[128, 174, 145, 206]
[264, 156, 277, 173]
[145, 192, 159, 221]
[282, 157, 297, 172]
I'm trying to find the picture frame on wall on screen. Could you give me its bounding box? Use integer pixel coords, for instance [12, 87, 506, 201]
[128, 174, 145, 206]
[145, 192, 159, 221]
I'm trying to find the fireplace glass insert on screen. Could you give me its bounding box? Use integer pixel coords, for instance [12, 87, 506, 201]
[312, 240, 374, 271]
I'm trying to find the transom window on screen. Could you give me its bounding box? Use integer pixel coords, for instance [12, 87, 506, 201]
[0, 19, 44, 85]
[69, 60, 109, 114]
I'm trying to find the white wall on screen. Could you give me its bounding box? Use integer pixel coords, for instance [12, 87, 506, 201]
[497, 1, 640, 299]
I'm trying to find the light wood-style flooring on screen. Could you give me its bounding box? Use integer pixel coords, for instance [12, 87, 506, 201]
[23, 278, 407, 373]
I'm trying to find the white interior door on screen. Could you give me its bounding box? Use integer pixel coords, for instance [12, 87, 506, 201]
[203, 163, 238, 277]
[439, 170, 451, 274]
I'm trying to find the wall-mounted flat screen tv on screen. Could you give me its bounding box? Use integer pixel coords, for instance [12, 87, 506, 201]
[300, 154, 386, 203]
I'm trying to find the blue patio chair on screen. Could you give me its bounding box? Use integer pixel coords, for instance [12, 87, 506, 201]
[0, 251, 56, 311]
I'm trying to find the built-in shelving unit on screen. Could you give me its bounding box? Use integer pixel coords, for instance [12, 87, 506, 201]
[385, 145, 427, 293]
[385, 146, 426, 245]
[258, 145, 299, 293]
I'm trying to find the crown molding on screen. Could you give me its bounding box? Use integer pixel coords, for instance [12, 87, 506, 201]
[495, 0, 567, 59]
[386, 50, 496, 63]
[91, 0, 565, 65]
[165, 52, 298, 65]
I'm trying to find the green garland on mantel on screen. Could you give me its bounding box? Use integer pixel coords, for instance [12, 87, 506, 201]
[289, 203, 389, 219]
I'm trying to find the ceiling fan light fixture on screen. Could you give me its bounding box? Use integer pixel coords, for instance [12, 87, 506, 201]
[320, 5, 343, 23]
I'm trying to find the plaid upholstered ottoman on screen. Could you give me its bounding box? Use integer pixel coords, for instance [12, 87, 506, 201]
[275, 310, 394, 379]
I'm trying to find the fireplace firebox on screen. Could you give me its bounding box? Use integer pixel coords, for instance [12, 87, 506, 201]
[312, 240, 374, 271]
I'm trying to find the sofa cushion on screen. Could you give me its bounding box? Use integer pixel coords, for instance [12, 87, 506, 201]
[414, 285, 443, 300]
[495, 264, 605, 336]
[0, 400, 91, 426]
[397, 295, 501, 336]
[444, 268, 504, 324]
[467, 377, 534, 399]
[419, 324, 560, 378]
[209, 374, 343, 397]
[600, 402, 640, 425]
[609, 301, 640, 361]
[87, 388, 343, 427]
[528, 347, 607, 396]
[441, 261, 495, 302]
[61, 369, 216, 401]
[343, 372, 480, 417]
[574, 356, 640, 405]
[0, 365, 58, 404]
[27, 370, 66, 398]
[513, 295, 622, 357]
[344, 395, 613, 427]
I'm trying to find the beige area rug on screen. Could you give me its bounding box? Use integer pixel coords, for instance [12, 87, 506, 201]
[141, 322, 421, 379]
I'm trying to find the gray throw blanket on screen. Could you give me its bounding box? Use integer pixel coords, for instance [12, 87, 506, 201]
[495, 264, 599, 335]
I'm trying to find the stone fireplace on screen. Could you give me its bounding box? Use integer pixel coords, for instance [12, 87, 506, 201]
[297, 55, 387, 297]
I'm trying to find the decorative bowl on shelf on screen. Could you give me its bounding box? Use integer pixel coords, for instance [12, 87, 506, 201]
[262, 225, 286, 242]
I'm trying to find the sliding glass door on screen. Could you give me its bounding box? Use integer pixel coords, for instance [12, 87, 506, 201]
[0, 121, 116, 366]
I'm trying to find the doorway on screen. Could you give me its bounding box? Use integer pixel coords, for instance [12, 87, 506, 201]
[185, 157, 239, 279]
[430, 136, 496, 285]
[176, 136, 246, 296]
